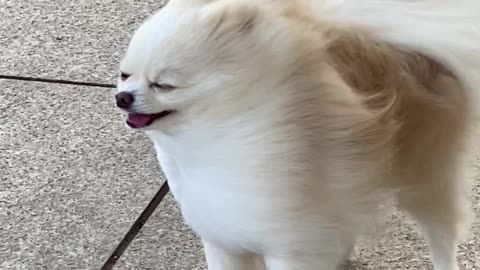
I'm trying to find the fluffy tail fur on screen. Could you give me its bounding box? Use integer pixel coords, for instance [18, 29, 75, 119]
[316, 0, 480, 93]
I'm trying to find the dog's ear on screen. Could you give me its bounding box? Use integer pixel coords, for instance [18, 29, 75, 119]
[201, 1, 260, 39]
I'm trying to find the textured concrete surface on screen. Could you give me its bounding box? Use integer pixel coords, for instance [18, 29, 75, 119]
[0, 81, 205, 270]
[0, 1, 479, 270]
[0, 0, 167, 83]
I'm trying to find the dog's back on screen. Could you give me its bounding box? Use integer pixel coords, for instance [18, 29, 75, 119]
[316, 3, 476, 269]
[270, 1, 476, 268]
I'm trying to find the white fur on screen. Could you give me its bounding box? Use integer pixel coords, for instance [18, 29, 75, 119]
[117, 0, 479, 269]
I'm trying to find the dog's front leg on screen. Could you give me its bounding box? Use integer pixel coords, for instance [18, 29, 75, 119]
[203, 240, 263, 270]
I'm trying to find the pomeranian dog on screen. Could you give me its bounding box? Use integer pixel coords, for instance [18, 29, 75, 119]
[115, 0, 480, 269]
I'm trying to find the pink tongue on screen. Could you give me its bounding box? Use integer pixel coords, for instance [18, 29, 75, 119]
[127, 113, 155, 128]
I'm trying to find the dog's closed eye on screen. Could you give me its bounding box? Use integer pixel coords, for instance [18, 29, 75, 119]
[120, 72, 131, 81]
[151, 83, 176, 91]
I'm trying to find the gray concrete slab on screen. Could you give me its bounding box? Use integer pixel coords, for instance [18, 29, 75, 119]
[0, 80, 205, 269]
[0, 0, 167, 83]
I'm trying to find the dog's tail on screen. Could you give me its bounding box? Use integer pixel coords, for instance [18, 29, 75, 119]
[319, 0, 480, 93]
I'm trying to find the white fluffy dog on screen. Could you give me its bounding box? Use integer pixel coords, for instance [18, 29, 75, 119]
[115, 0, 480, 269]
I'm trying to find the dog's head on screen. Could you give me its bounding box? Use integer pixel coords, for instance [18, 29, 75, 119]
[116, 0, 307, 133]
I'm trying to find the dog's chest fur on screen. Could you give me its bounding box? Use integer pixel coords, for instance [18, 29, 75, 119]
[146, 127, 299, 251]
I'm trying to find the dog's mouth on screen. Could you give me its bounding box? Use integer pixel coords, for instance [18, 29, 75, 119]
[126, 111, 174, 129]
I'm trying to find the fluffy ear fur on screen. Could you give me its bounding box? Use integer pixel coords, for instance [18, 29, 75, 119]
[200, 1, 261, 39]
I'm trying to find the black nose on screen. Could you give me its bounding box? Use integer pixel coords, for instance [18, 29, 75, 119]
[116, 92, 134, 109]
